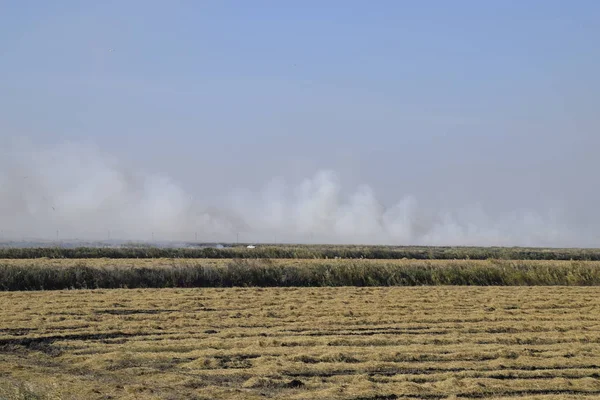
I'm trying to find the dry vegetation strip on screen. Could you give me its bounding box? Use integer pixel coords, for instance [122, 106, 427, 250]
[3, 245, 600, 260]
[1, 258, 511, 268]
[3, 259, 600, 290]
[2, 287, 600, 399]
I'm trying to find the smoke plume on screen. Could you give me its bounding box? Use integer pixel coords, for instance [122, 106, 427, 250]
[0, 140, 575, 246]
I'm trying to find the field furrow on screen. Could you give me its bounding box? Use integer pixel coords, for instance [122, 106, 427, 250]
[1, 287, 600, 399]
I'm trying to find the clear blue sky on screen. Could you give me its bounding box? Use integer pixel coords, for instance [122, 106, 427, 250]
[1, 1, 599, 244]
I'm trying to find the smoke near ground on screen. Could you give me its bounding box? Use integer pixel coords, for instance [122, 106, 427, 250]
[0, 140, 575, 247]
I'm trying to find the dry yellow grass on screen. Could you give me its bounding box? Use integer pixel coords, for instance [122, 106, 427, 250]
[1, 257, 594, 268]
[2, 287, 600, 399]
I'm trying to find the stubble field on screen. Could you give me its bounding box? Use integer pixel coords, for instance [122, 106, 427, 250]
[2, 286, 600, 399]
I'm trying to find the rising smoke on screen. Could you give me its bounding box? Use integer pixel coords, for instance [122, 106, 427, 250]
[0, 140, 574, 246]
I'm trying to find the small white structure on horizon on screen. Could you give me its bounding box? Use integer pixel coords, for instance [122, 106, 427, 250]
[247, 245, 256, 249]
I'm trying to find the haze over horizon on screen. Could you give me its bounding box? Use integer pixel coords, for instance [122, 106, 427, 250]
[1, 2, 599, 246]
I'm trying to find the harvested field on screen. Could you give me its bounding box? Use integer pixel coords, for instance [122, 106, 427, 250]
[1, 287, 600, 399]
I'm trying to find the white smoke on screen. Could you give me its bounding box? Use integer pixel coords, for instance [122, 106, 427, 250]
[0, 140, 575, 246]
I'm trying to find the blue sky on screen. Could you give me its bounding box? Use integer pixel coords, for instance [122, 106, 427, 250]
[1, 1, 599, 244]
